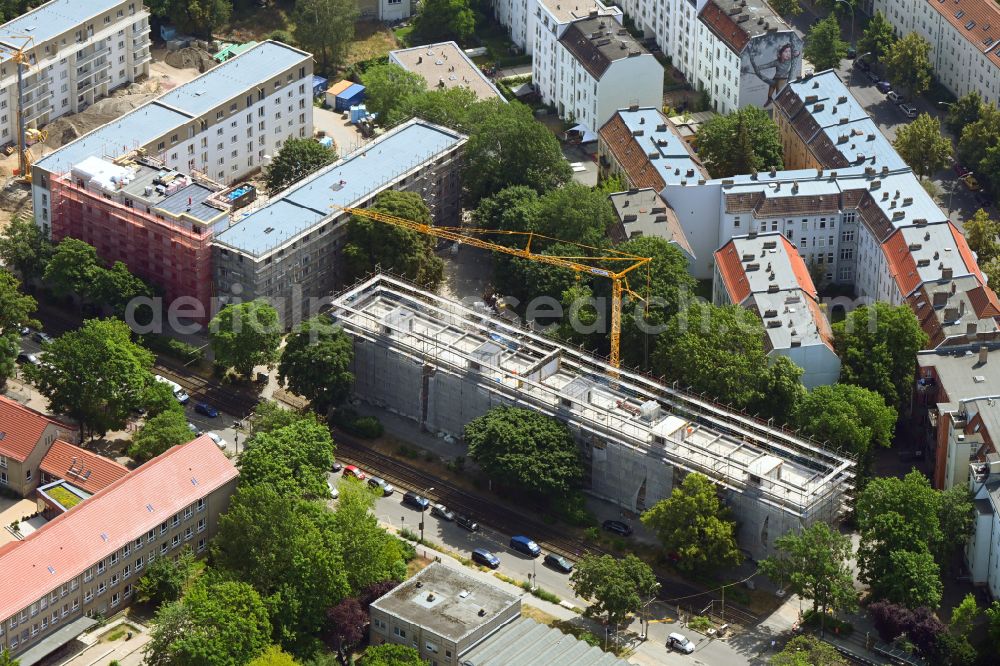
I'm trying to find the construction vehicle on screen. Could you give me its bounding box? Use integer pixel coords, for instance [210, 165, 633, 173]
[0, 35, 37, 181]
[334, 205, 651, 368]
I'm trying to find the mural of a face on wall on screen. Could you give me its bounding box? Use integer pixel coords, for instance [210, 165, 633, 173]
[740, 33, 804, 109]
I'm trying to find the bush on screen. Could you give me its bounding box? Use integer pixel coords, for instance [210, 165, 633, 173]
[141, 334, 202, 364]
[267, 29, 297, 46]
[397, 538, 416, 562]
[551, 491, 596, 528]
[802, 608, 854, 637]
[688, 616, 712, 633]
[331, 407, 384, 439]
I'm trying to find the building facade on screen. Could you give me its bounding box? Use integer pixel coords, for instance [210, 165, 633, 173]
[0, 396, 79, 498]
[0, 0, 151, 145]
[0, 436, 238, 662]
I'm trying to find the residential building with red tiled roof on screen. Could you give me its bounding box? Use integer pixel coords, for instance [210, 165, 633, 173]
[0, 435, 238, 663]
[39, 441, 129, 496]
[713, 232, 840, 388]
[0, 396, 77, 498]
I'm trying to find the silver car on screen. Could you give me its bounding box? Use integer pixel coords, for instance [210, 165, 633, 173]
[431, 503, 455, 521]
[367, 476, 394, 496]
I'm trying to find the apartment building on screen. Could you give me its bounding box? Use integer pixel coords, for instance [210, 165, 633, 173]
[607, 188, 695, 264]
[389, 42, 505, 101]
[0, 0, 150, 146]
[33, 40, 314, 236]
[357, 0, 413, 21]
[493, 0, 619, 55]
[0, 436, 238, 663]
[714, 233, 841, 387]
[211, 119, 467, 325]
[598, 106, 708, 189]
[967, 454, 1000, 598]
[0, 396, 78, 498]
[872, 0, 1000, 105]
[537, 15, 663, 133]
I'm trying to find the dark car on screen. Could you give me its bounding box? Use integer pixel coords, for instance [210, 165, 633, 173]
[866, 69, 881, 84]
[33, 331, 52, 344]
[602, 520, 633, 537]
[853, 58, 870, 72]
[194, 402, 219, 418]
[846, 46, 857, 59]
[876, 80, 892, 94]
[472, 548, 501, 569]
[544, 553, 574, 573]
[402, 491, 430, 511]
[509, 535, 541, 557]
[331, 462, 344, 473]
[456, 514, 480, 532]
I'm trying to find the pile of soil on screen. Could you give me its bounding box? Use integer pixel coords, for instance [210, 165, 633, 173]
[164, 47, 217, 73]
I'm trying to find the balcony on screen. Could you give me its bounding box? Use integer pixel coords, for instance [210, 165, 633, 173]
[77, 69, 109, 94]
[21, 74, 50, 99]
[132, 35, 151, 51]
[75, 44, 109, 69]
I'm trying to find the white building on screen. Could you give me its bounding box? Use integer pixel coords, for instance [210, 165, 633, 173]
[357, 0, 412, 22]
[714, 233, 841, 388]
[32, 40, 313, 236]
[389, 42, 505, 101]
[0, 0, 151, 146]
[493, 0, 619, 55]
[872, 0, 1000, 106]
[538, 15, 663, 135]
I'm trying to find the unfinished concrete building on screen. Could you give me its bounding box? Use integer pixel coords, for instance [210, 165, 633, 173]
[330, 275, 855, 560]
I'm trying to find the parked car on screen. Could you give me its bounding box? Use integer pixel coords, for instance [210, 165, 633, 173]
[19, 326, 30, 336]
[367, 476, 395, 496]
[509, 535, 541, 557]
[899, 103, 918, 118]
[866, 69, 881, 83]
[205, 432, 227, 450]
[343, 465, 366, 480]
[963, 173, 982, 191]
[194, 402, 218, 418]
[846, 46, 858, 59]
[876, 80, 892, 94]
[16, 352, 39, 366]
[668, 633, 695, 654]
[543, 553, 574, 573]
[853, 58, 870, 72]
[33, 331, 52, 344]
[331, 461, 344, 473]
[472, 548, 501, 569]
[327, 478, 340, 499]
[602, 519, 633, 537]
[886, 90, 903, 104]
[187, 422, 199, 434]
[431, 503, 455, 521]
[402, 491, 430, 511]
[154, 374, 190, 404]
[456, 514, 480, 532]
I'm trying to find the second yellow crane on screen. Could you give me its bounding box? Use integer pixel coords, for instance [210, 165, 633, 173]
[334, 204, 651, 368]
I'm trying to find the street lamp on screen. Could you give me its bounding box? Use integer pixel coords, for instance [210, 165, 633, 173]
[419, 486, 435, 543]
[834, 0, 855, 46]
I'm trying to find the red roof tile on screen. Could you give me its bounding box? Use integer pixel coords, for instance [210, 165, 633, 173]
[968, 284, 1000, 318]
[782, 235, 819, 299]
[599, 114, 667, 191]
[882, 229, 921, 297]
[714, 241, 751, 303]
[950, 222, 989, 281]
[928, 0, 1000, 59]
[699, 0, 750, 53]
[0, 396, 62, 462]
[0, 436, 238, 621]
[40, 441, 129, 495]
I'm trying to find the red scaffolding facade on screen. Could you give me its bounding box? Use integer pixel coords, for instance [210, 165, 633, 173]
[49, 175, 216, 322]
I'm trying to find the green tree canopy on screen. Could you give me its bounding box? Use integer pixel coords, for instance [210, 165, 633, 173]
[210, 299, 282, 378]
[26, 318, 155, 437]
[0, 268, 38, 386]
[413, 0, 476, 44]
[472, 185, 540, 233]
[248, 646, 299, 666]
[239, 415, 335, 499]
[833, 302, 928, 409]
[0, 215, 52, 280]
[880, 548, 943, 610]
[696, 106, 783, 178]
[465, 405, 583, 499]
[641, 472, 741, 574]
[43, 237, 101, 300]
[963, 208, 1000, 264]
[893, 113, 952, 179]
[0, 648, 19, 666]
[92, 261, 154, 319]
[937, 485, 976, 564]
[279, 317, 354, 414]
[386, 86, 478, 129]
[569, 554, 658, 629]
[358, 644, 426, 666]
[772, 635, 848, 666]
[141, 379, 183, 418]
[792, 384, 897, 465]
[343, 190, 443, 288]
[265, 138, 338, 195]
[885, 32, 933, 95]
[361, 62, 428, 121]
[957, 104, 1000, 174]
[987, 600, 1000, 650]
[858, 11, 896, 63]
[805, 16, 849, 71]
[129, 409, 194, 462]
[767, 0, 802, 18]
[251, 400, 314, 434]
[292, 0, 357, 72]
[147, 0, 232, 38]
[135, 547, 197, 606]
[949, 593, 978, 640]
[946, 91, 985, 136]
[330, 479, 406, 592]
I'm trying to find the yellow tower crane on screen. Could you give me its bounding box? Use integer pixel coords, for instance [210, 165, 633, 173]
[0, 35, 37, 181]
[334, 205, 652, 368]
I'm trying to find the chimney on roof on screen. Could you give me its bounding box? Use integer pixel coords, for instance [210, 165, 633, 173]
[943, 267, 954, 279]
[945, 307, 959, 321]
[933, 291, 948, 307]
[952, 281, 957, 294]
[769, 168, 777, 177]
[980, 345, 989, 364]
[628, 103, 639, 111]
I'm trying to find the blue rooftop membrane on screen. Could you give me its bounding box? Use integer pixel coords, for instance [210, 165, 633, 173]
[34, 102, 191, 174]
[615, 107, 708, 184]
[214, 120, 466, 257]
[159, 40, 311, 118]
[0, 0, 124, 55]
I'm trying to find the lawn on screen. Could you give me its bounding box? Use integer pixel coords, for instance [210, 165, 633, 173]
[102, 623, 139, 643]
[345, 21, 401, 67]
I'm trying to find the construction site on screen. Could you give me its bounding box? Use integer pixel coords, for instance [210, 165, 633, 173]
[331, 274, 857, 560]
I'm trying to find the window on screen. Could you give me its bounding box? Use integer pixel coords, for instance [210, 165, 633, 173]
[97, 582, 106, 595]
[184, 527, 193, 541]
[172, 513, 180, 527]
[84, 568, 93, 583]
[97, 561, 105, 574]
[135, 557, 144, 572]
[842, 229, 854, 243]
[110, 593, 120, 608]
[839, 266, 853, 281]
[733, 216, 740, 228]
[197, 498, 205, 512]
[147, 529, 155, 543]
[393, 627, 406, 639]
[110, 573, 118, 587]
[110, 552, 118, 566]
[122, 544, 130, 557]
[171, 535, 180, 549]
[184, 507, 193, 520]
[0, 455, 5, 468]
[197, 518, 206, 533]
[84, 590, 93, 603]
[25, 468, 31, 481]
[123, 564, 131, 579]
[197, 538, 206, 553]
[160, 543, 168, 555]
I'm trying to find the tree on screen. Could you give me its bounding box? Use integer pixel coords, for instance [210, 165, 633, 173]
[985, 256, 1000, 287]
[325, 597, 367, 655]
[880, 548, 942, 610]
[279, 317, 354, 414]
[239, 416, 335, 499]
[142, 379, 183, 418]
[987, 600, 1000, 649]
[386, 86, 478, 130]
[0, 648, 19, 666]
[147, 0, 232, 38]
[293, 0, 357, 72]
[695, 106, 783, 178]
[760, 523, 857, 635]
[949, 593, 978, 639]
[265, 138, 338, 195]
[570, 554, 658, 632]
[946, 91, 984, 136]
[463, 99, 572, 201]
[251, 400, 312, 434]
[0, 215, 52, 280]
[805, 16, 849, 71]
[413, 0, 475, 44]
[472, 185, 540, 233]
[26, 318, 155, 437]
[129, 410, 194, 462]
[144, 578, 272, 666]
[465, 406, 583, 499]
[936, 485, 975, 565]
[209, 299, 282, 378]
[357, 644, 425, 666]
[135, 547, 196, 606]
[532, 182, 615, 247]
[92, 261, 154, 319]
[767, 0, 802, 18]
[957, 104, 1000, 173]
[963, 208, 1000, 264]
[793, 384, 897, 465]
[893, 113, 952, 179]
[772, 635, 848, 666]
[885, 33, 933, 96]
[331, 479, 405, 592]
[858, 11, 896, 64]
[0, 269, 38, 386]
[43, 237, 101, 300]
[343, 191, 443, 288]
[248, 646, 299, 666]
[833, 302, 928, 410]
[641, 472, 741, 574]
[360, 62, 428, 121]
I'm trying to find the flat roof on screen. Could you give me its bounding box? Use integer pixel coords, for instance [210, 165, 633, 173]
[537, 0, 621, 24]
[0, 0, 126, 55]
[919, 347, 1000, 399]
[390, 42, 504, 101]
[370, 563, 520, 643]
[459, 617, 629, 666]
[214, 119, 466, 256]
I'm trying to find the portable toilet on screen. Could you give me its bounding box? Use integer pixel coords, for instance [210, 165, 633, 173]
[349, 104, 368, 124]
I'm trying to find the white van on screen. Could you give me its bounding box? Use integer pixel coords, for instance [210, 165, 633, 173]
[154, 374, 190, 404]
